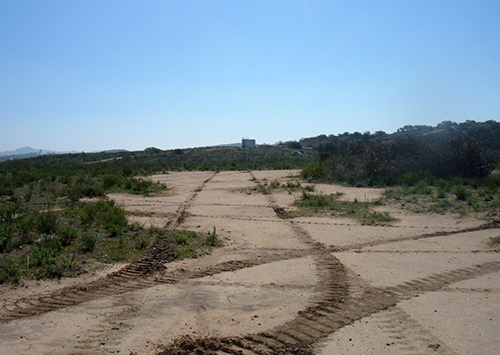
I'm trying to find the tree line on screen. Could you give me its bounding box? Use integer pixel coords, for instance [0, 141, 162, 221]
[298, 120, 500, 186]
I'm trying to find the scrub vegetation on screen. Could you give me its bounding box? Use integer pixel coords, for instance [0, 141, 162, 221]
[293, 191, 395, 225]
[298, 120, 500, 219]
[0, 145, 309, 283]
[300, 120, 500, 186]
[0, 188, 220, 283]
[1, 120, 500, 282]
[384, 178, 500, 219]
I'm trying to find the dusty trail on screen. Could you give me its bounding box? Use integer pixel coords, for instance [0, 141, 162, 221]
[0, 170, 499, 355]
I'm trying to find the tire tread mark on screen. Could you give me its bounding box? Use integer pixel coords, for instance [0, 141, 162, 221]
[158, 174, 500, 355]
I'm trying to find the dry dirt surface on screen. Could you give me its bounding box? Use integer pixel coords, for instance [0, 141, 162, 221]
[1, 170, 499, 355]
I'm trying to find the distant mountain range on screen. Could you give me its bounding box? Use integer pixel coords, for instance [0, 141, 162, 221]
[0, 147, 127, 162]
[0, 143, 246, 162]
[0, 146, 79, 157]
[215, 142, 243, 148]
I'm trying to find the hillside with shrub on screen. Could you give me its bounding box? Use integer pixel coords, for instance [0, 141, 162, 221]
[297, 120, 500, 186]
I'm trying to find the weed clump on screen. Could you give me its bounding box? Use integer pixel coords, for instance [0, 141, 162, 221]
[385, 178, 500, 218]
[0, 256, 21, 283]
[172, 228, 223, 259]
[294, 192, 394, 225]
[490, 235, 500, 247]
[454, 185, 470, 201]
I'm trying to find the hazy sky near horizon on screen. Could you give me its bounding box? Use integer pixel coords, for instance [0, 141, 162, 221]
[1, 1, 499, 152]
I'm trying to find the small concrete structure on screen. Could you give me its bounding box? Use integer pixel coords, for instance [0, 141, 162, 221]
[242, 138, 256, 148]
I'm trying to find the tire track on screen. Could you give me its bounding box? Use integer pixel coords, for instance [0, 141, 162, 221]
[372, 306, 459, 355]
[166, 171, 219, 230]
[0, 249, 314, 324]
[3, 171, 498, 354]
[0, 172, 218, 323]
[157, 173, 350, 354]
[159, 173, 500, 355]
[329, 220, 500, 252]
[159, 260, 500, 355]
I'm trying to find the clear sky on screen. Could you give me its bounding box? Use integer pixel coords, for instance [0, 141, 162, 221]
[1, 1, 499, 152]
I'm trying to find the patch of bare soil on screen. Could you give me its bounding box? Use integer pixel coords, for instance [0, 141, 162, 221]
[1, 170, 499, 355]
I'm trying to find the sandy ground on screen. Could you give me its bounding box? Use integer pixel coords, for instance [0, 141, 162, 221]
[0, 170, 499, 355]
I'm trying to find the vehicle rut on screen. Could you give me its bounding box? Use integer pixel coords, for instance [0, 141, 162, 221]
[1, 171, 498, 355]
[0, 172, 219, 323]
[158, 172, 500, 355]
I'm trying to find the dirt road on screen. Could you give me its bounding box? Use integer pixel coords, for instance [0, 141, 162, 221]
[1, 170, 499, 354]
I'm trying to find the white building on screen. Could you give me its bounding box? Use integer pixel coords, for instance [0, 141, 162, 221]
[242, 138, 256, 148]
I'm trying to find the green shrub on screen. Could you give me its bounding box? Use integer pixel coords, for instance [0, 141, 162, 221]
[269, 180, 281, 189]
[134, 235, 149, 250]
[490, 235, 500, 247]
[80, 233, 97, 252]
[454, 185, 470, 201]
[31, 236, 62, 268]
[124, 178, 155, 195]
[174, 232, 189, 245]
[299, 192, 341, 208]
[303, 184, 315, 192]
[57, 225, 78, 246]
[0, 203, 19, 223]
[102, 174, 122, 189]
[24, 189, 33, 202]
[103, 212, 128, 237]
[100, 202, 128, 237]
[16, 214, 36, 245]
[176, 247, 198, 259]
[301, 162, 328, 180]
[0, 228, 13, 253]
[0, 256, 21, 283]
[437, 189, 447, 198]
[411, 180, 432, 195]
[36, 211, 59, 234]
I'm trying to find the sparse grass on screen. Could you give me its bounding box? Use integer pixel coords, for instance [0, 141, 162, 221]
[384, 179, 500, 218]
[267, 179, 305, 193]
[490, 235, 500, 247]
[204, 227, 223, 247]
[0, 220, 223, 283]
[172, 228, 223, 260]
[234, 186, 262, 195]
[236, 179, 315, 195]
[293, 192, 395, 225]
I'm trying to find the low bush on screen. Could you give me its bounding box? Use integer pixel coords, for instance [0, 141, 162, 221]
[385, 179, 500, 217]
[56, 225, 78, 246]
[36, 211, 59, 234]
[301, 162, 328, 180]
[80, 233, 97, 252]
[0, 257, 21, 283]
[454, 185, 470, 201]
[31, 235, 62, 267]
[0, 228, 13, 253]
[294, 192, 394, 225]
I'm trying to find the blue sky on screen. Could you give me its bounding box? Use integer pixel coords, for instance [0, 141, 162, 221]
[1, 1, 499, 152]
